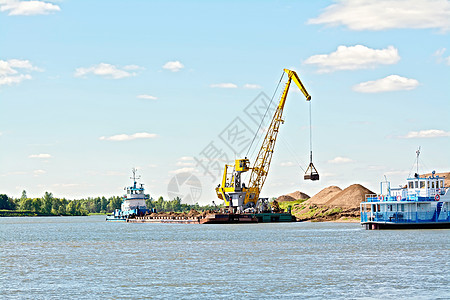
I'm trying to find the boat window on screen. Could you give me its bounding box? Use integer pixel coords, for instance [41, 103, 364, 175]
[420, 181, 425, 189]
[409, 181, 414, 189]
[414, 181, 418, 188]
[401, 204, 404, 212]
[432, 181, 435, 188]
[427, 181, 430, 188]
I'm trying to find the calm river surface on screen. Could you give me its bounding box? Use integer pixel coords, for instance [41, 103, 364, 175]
[1, 215, 449, 299]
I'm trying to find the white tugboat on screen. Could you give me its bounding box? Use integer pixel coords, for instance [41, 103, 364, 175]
[360, 149, 450, 229]
[106, 168, 151, 221]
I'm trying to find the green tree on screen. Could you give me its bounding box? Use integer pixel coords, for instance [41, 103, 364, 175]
[31, 198, 42, 212]
[20, 198, 33, 211]
[41, 192, 53, 214]
[66, 201, 76, 215]
[107, 196, 122, 212]
[0, 194, 14, 210]
[101, 196, 108, 212]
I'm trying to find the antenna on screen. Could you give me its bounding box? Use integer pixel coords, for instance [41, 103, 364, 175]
[131, 168, 141, 187]
[415, 147, 421, 176]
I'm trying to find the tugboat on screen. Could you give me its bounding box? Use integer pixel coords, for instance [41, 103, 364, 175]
[106, 168, 151, 221]
[360, 149, 450, 229]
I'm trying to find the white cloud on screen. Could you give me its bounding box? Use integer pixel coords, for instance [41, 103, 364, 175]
[74, 63, 139, 79]
[176, 161, 195, 167]
[353, 75, 419, 93]
[0, 73, 31, 85]
[308, 0, 450, 32]
[162, 61, 184, 72]
[99, 132, 158, 141]
[169, 167, 196, 174]
[179, 156, 194, 161]
[105, 171, 124, 176]
[401, 129, 450, 138]
[328, 156, 354, 164]
[280, 161, 295, 167]
[304, 45, 400, 73]
[434, 48, 446, 57]
[433, 48, 450, 64]
[137, 94, 157, 100]
[29, 153, 52, 158]
[33, 169, 46, 175]
[0, 59, 40, 86]
[243, 83, 262, 89]
[52, 183, 80, 187]
[0, 0, 60, 16]
[210, 83, 238, 88]
[385, 170, 409, 176]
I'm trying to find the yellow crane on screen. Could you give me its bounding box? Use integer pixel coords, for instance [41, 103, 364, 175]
[215, 68, 318, 210]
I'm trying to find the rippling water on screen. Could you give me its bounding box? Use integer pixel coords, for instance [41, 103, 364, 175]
[1, 216, 448, 299]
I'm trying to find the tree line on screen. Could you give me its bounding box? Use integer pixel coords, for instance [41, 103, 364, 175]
[0, 190, 219, 216]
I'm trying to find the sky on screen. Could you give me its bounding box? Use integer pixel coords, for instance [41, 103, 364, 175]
[1, 0, 449, 204]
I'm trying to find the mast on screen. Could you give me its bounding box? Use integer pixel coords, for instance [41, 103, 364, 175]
[416, 147, 421, 176]
[130, 168, 140, 188]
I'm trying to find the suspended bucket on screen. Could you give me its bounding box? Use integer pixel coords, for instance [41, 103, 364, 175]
[304, 162, 319, 181]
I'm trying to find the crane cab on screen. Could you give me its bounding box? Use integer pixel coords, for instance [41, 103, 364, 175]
[235, 158, 250, 172]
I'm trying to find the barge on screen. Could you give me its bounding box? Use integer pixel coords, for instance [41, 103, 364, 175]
[126, 211, 295, 224]
[360, 170, 449, 230]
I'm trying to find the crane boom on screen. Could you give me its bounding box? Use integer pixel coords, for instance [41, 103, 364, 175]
[244, 69, 311, 204]
[215, 69, 313, 210]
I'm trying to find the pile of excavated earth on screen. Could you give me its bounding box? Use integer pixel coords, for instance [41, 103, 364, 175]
[146, 209, 211, 220]
[277, 184, 375, 222]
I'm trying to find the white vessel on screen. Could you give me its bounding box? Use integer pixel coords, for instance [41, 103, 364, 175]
[106, 168, 151, 221]
[360, 150, 449, 229]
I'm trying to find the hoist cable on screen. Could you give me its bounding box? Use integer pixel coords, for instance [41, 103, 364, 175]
[309, 100, 313, 163]
[245, 71, 285, 158]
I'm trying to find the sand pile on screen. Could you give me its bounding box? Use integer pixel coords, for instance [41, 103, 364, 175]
[276, 195, 296, 202]
[306, 186, 342, 206]
[287, 191, 310, 200]
[325, 184, 374, 208]
[186, 209, 200, 218]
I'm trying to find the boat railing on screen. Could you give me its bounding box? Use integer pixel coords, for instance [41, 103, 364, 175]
[364, 192, 432, 202]
[361, 208, 450, 223]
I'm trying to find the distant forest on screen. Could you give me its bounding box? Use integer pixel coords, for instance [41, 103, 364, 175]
[0, 191, 218, 216]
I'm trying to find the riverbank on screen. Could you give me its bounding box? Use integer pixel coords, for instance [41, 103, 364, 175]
[0, 210, 54, 217]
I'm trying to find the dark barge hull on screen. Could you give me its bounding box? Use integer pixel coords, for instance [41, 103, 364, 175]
[198, 212, 295, 224]
[362, 222, 450, 230]
[124, 212, 295, 224]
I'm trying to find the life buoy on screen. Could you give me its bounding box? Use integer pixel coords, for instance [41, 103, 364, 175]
[397, 195, 401, 201]
[435, 194, 440, 201]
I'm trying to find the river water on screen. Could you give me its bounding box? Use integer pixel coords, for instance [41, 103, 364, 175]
[0, 216, 448, 299]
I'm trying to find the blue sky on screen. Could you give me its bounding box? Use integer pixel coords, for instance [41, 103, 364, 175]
[1, 0, 449, 203]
